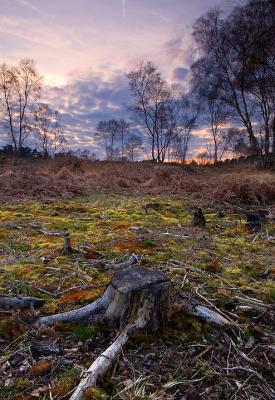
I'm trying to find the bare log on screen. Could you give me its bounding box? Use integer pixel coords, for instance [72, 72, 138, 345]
[103, 253, 138, 270]
[0, 296, 45, 310]
[70, 298, 152, 400]
[192, 305, 231, 326]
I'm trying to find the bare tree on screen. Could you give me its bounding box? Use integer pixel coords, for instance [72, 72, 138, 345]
[192, 0, 275, 166]
[226, 128, 251, 159]
[0, 59, 42, 152]
[205, 97, 230, 163]
[33, 103, 64, 157]
[127, 62, 182, 162]
[95, 120, 120, 160]
[125, 133, 143, 161]
[197, 151, 211, 165]
[117, 119, 130, 160]
[174, 96, 199, 163]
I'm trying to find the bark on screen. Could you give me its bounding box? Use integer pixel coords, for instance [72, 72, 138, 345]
[31, 340, 63, 356]
[0, 296, 45, 309]
[272, 115, 275, 156]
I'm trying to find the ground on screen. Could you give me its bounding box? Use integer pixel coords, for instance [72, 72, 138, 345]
[0, 162, 274, 400]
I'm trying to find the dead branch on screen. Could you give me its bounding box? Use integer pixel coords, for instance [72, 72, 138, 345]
[102, 253, 138, 270]
[70, 297, 152, 400]
[0, 296, 45, 309]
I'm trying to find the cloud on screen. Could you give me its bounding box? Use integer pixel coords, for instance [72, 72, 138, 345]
[15, 0, 39, 13]
[172, 67, 189, 81]
[42, 72, 132, 156]
[163, 32, 195, 67]
[122, 0, 127, 18]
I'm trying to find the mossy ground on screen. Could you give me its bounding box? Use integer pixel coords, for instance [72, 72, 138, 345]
[0, 190, 274, 399]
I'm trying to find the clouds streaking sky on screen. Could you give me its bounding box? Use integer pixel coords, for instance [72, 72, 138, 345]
[0, 0, 236, 157]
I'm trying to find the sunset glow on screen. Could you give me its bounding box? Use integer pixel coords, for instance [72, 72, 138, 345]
[0, 0, 231, 156]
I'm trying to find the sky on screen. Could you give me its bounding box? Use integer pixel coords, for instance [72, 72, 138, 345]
[0, 0, 239, 158]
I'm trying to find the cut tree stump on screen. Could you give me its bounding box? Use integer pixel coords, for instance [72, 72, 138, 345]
[61, 232, 73, 255]
[37, 266, 231, 399]
[64, 267, 170, 400]
[38, 267, 170, 330]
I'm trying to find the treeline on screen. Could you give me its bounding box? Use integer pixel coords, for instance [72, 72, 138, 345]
[0, 0, 274, 166]
[0, 60, 66, 157]
[192, 0, 275, 167]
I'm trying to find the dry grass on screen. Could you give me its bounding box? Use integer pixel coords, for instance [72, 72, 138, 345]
[0, 156, 275, 206]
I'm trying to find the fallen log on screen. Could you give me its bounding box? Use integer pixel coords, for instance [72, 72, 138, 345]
[0, 296, 45, 309]
[102, 253, 138, 270]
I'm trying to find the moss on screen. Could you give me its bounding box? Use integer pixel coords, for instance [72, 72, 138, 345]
[0, 378, 31, 400]
[16, 258, 36, 265]
[74, 324, 98, 341]
[0, 192, 274, 338]
[204, 261, 222, 273]
[83, 387, 108, 400]
[10, 242, 32, 252]
[142, 238, 156, 248]
[224, 268, 242, 278]
[0, 318, 26, 339]
[51, 367, 82, 398]
[263, 281, 275, 302]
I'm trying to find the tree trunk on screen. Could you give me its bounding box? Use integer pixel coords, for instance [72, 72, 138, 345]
[272, 115, 275, 157]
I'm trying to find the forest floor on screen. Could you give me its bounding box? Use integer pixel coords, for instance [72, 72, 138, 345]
[0, 162, 275, 400]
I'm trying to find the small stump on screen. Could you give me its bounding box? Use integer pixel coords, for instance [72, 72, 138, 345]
[193, 208, 206, 227]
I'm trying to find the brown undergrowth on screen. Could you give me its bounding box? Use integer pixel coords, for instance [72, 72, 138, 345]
[0, 156, 275, 206]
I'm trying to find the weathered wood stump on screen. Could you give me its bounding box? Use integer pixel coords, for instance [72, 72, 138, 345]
[37, 267, 170, 400]
[61, 232, 73, 255]
[246, 211, 267, 233]
[36, 267, 231, 400]
[38, 267, 170, 330]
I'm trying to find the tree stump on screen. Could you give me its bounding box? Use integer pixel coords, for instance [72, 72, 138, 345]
[61, 232, 73, 255]
[38, 267, 170, 330]
[193, 208, 206, 227]
[37, 267, 170, 400]
[36, 266, 233, 399]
